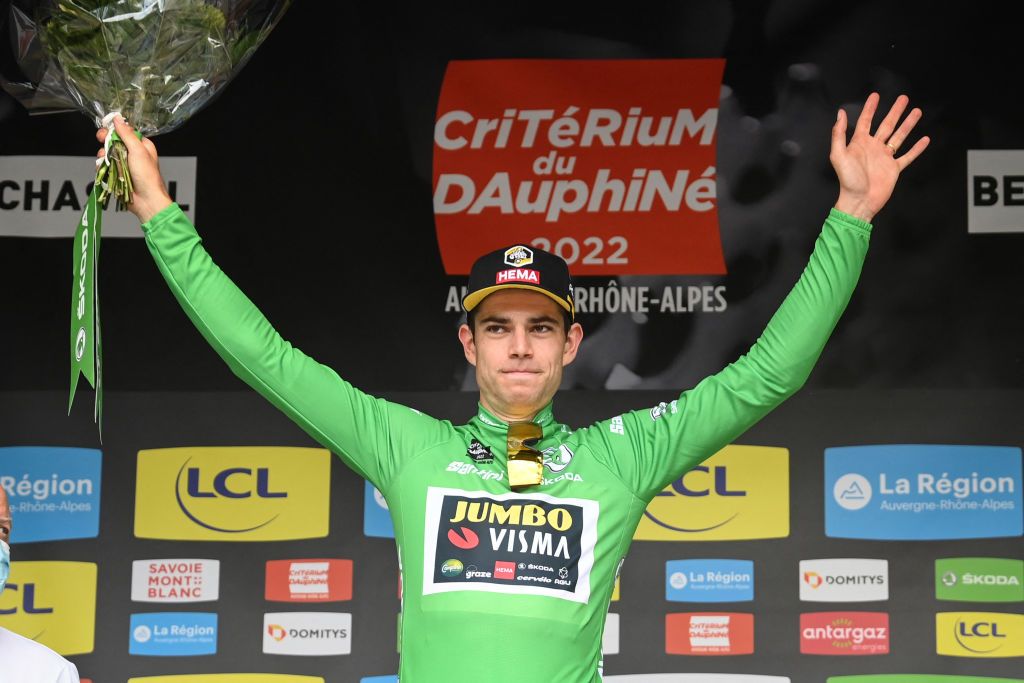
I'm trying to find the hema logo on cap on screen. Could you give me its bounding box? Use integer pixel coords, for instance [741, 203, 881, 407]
[496, 268, 540, 284]
[504, 245, 534, 267]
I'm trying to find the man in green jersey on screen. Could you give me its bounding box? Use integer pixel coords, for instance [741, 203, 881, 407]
[98, 92, 927, 682]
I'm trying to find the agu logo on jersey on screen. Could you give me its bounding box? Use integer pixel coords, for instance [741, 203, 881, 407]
[666, 559, 754, 602]
[0, 561, 96, 655]
[799, 559, 889, 602]
[131, 559, 220, 603]
[134, 447, 330, 541]
[0, 447, 101, 543]
[665, 612, 754, 655]
[800, 612, 889, 655]
[129, 612, 217, 656]
[936, 612, 1024, 657]
[635, 446, 788, 541]
[128, 677, 325, 683]
[825, 445, 1022, 540]
[363, 481, 395, 538]
[265, 559, 353, 602]
[263, 612, 351, 655]
[936, 558, 1023, 603]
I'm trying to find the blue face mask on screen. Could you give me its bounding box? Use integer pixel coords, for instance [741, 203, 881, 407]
[0, 540, 9, 595]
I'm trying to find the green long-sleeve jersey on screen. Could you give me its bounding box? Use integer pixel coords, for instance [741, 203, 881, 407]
[142, 204, 871, 682]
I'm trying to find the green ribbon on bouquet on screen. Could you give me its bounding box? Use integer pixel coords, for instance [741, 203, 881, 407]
[68, 178, 103, 434]
[68, 122, 132, 436]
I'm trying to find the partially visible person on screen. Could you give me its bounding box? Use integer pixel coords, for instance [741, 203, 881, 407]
[0, 485, 81, 683]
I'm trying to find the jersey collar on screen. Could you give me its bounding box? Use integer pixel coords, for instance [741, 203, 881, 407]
[472, 402, 557, 436]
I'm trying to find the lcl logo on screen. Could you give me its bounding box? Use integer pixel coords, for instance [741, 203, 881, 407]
[175, 461, 287, 533]
[0, 582, 53, 614]
[955, 619, 1008, 654]
[656, 466, 747, 498]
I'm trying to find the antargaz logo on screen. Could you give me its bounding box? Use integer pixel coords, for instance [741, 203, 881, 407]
[0, 561, 96, 655]
[134, 447, 330, 541]
[635, 446, 789, 541]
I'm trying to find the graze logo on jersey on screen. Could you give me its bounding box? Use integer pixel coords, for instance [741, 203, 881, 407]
[936, 558, 1023, 603]
[467, 439, 493, 464]
[799, 612, 890, 655]
[825, 445, 1022, 540]
[936, 612, 1024, 657]
[799, 559, 889, 602]
[433, 60, 725, 279]
[828, 677, 1024, 683]
[603, 612, 620, 655]
[128, 676, 326, 683]
[129, 612, 217, 656]
[635, 445, 789, 541]
[0, 561, 96, 655]
[0, 446, 101, 543]
[422, 487, 598, 603]
[262, 612, 351, 655]
[363, 481, 395, 538]
[967, 150, 1024, 234]
[265, 559, 353, 602]
[134, 447, 330, 541]
[131, 559, 220, 603]
[666, 559, 754, 602]
[0, 155, 196, 237]
[665, 612, 754, 655]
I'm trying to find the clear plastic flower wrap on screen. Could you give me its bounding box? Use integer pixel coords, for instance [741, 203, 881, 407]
[1, 0, 292, 431]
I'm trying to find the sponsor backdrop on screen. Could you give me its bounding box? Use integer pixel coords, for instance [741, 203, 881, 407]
[1, 390, 1022, 682]
[2, 2, 1024, 683]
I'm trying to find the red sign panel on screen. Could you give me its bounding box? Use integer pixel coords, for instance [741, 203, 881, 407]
[265, 559, 353, 602]
[666, 612, 754, 655]
[800, 612, 890, 655]
[433, 59, 726, 276]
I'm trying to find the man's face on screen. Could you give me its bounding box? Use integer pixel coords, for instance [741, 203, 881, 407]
[459, 289, 583, 420]
[0, 484, 10, 545]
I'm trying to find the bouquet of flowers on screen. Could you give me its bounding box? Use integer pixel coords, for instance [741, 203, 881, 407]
[2, 0, 291, 430]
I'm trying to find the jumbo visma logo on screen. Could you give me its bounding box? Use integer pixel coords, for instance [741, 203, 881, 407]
[936, 612, 1024, 657]
[134, 447, 330, 541]
[634, 446, 789, 541]
[0, 561, 96, 655]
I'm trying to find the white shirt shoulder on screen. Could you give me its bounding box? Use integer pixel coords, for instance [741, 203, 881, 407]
[0, 627, 80, 683]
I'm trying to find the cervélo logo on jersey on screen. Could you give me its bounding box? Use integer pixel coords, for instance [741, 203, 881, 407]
[433, 59, 725, 277]
[265, 559, 352, 602]
[800, 612, 890, 655]
[665, 612, 754, 655]
[936, 558, 1023, 603]
[423, 487, 598, 603]
[263, 612, 351, 655]
[131, 559, 220, 603]
[134, 447, 330, 541]
[799, 559, 888, 602]
[0, 446, 101, 543]
[0, 561, 96, 655]
[635, 445, 788, 541]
